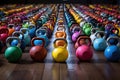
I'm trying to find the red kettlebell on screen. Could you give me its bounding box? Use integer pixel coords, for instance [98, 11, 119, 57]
[29, 37, 47, 61]
[76, 36, 93, 61]
[0, 27, 9, 43]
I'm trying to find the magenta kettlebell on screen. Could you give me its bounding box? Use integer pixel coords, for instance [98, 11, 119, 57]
[76, 36, 93, 61]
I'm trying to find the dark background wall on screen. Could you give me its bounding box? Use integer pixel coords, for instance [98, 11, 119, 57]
[0, 0, 119, 4]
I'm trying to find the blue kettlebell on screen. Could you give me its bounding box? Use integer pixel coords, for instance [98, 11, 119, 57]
[108, 27, 119, 45]
[93, 31, 107, 51]
[28, 24, 36, 38]
[12, 31, 26, 51]
[104, 36, 120, 61]
[20, 28, 31, 46]
[35, 28, 49, 47]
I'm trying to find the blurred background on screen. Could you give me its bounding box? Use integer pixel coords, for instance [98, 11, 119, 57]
[0, 0, 119, 4]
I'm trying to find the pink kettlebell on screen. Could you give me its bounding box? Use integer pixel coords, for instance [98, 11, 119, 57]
[76, 36, 93, 61]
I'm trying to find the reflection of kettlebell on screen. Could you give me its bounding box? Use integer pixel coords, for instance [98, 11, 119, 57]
[29, 37, 47, 61]
[104, 36, 120, 61]
[93, 31, 107, 51]
[52, 38, 68, 62]
[4, 37, 22, 62]
[76, 36, 93, 61]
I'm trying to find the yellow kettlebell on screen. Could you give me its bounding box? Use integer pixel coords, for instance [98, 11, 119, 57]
[52, 38, 68, 62]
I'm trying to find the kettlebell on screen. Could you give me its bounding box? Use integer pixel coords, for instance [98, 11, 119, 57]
[4, 37, 22, 62]
[93, 31, 107, 51]
[0, 27, 9, 43]
[36, 28, 49, 47]
[39, 26, 52, 38]
[76, 36, 93, 61]
[90, 28, 99, 43]
[107, 27, 119, 45]
[22, 20, 29, 28]
[83, 23, 93, 36]
[72, 30, 82, 42]
[52, 38, 68, 62]
[55, 28, 66, 38]
[20, 28, 31, 46]
[14, 25, 21, 31]
[29, 37, 47, 61]
[28, 23, 36, 38]
[8, 24, 15, 36]
[104, 36, 120, 61]
[12, 31, 26, 51]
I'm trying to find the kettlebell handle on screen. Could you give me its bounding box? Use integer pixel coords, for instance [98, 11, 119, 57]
[6, 37, 21, 47]
[94, 31, 106, 38]
[20, 28, 29, 35]
[53, 38, 67, 48]
[72, 26, 80, 33]
[107, 36, 120, 46]
[110, 27, 119, 34]
[57, 26, 66, 31]
[31, 37, 45, 47]
[28, 24, 36, 28]
[77, 36, 92, 46]
[12, 31, 24, 40]
[36, 28, 47, 37]
[8, 24, 15, 28]
[91, 28, 99, 34]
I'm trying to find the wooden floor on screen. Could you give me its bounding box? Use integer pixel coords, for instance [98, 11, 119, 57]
[1, 23, 120, 80]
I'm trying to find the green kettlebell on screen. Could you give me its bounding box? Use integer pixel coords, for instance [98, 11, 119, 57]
[82, 23, 91, 31]
[4, 37, 22, 62]
[83, 23, 93, 36]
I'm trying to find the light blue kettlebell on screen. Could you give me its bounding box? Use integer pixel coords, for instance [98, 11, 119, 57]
[93, 31, 107, 51]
